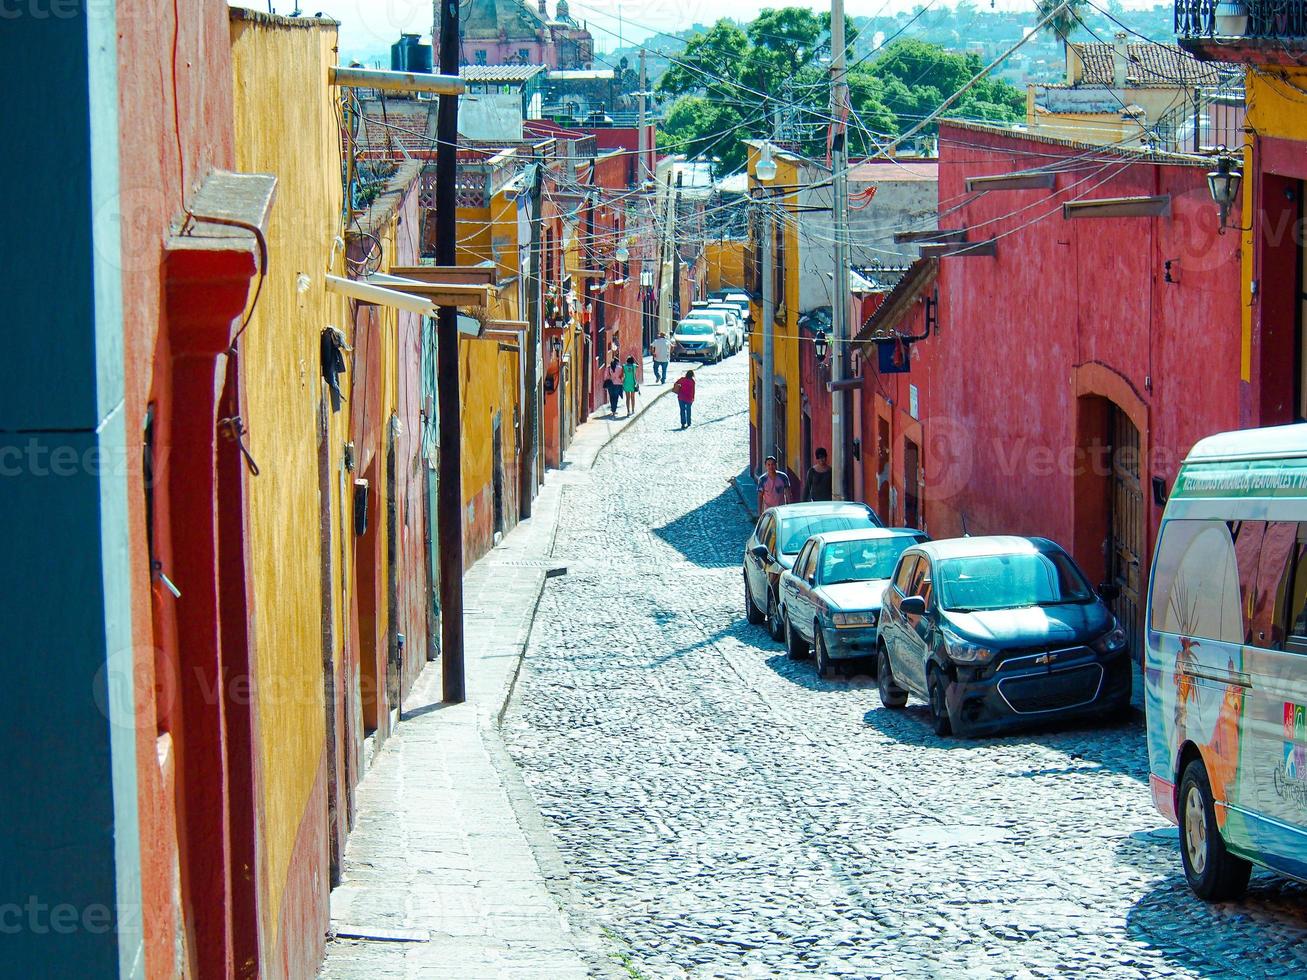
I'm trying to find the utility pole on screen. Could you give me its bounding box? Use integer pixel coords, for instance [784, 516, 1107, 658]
[829, 0, 850, 501]
[435, 0, 465, 703]
[637, 48, 648, 186]
[760, 185, 775, 468]
[521, 161, 543, 519]
[657, 170, 676, 340]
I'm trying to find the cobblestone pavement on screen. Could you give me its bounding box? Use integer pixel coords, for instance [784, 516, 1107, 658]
[503, 353, 1307, 979]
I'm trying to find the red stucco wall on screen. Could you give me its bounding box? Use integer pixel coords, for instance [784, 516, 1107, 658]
[865, 123, 1246, 588]
[116, 0, 237, 974]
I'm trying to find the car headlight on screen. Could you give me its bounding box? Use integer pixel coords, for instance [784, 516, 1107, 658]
[941, 627, 996, 664]
[832, 611, 876, 629]
[1093, 624, 1129, 654]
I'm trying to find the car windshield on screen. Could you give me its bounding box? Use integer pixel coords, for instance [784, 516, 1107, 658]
[677, 322, 713, 336]
[819, 537, 921, 585]
[779, 513, 875, 554]
[693, 311, 726, 325]
[937, 551, 1094, 612]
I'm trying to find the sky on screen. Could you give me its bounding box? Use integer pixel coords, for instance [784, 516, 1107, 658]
[325, 0, 1167, 61]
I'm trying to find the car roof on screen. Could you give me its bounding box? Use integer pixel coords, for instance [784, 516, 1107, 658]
[676, 318, 714, 326]
[906, 535, 1064, 561]
[809, 527, 925, 545]
[766, 502, 874, 519]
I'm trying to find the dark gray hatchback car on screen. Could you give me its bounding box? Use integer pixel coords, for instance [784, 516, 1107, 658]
[876, 535, 1131, 737]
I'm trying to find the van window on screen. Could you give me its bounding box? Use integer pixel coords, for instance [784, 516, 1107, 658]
[1151, 518, 1299, 649]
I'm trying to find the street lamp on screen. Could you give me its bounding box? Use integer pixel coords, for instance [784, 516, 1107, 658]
[550, 336, 563, 356]
[615, 244, 630, 263]
[814, 330, 829, 362]
[1207, 154, 1242, 234]
[755, 142, 777, 183]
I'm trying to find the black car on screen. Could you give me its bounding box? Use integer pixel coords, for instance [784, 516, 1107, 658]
[876, 535, 1131, 737]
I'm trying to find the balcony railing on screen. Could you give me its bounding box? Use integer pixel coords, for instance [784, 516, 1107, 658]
[1176, 0, 1307, 40]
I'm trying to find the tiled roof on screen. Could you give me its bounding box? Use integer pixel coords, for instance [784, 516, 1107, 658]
[1071, 42, 1222, 87]
[461, 64, 547, 83]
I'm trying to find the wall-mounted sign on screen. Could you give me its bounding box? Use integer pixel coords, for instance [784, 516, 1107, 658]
[909, 384, 919, 420]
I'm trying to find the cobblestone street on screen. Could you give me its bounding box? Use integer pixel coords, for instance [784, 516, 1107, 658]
[503, 355, 1307, 979]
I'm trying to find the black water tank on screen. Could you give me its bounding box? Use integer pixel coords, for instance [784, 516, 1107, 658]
[391, 33, 432, 73]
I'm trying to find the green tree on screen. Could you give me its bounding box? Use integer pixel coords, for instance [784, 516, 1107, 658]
[658, 96, 748, 173]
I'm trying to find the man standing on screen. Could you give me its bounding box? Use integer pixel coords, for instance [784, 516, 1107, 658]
[650, 331, 671, 384]
[757, 455, 791, 513]
[802, 447, 833, 501]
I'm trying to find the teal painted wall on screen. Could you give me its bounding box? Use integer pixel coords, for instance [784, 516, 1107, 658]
[0, 9, 143, 977]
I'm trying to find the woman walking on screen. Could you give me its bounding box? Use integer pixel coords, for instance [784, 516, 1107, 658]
[605, 356, 622, 415]
[672, 369, 696, 429]
[622, 355, 639, 417]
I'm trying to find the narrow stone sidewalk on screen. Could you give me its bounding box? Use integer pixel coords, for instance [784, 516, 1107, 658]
[317, 368, 675, 979]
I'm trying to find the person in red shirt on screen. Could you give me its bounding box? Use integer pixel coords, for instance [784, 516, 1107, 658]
[671, 370, 696, 429]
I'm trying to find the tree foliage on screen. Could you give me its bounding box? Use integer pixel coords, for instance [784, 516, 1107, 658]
[655, 9, 1025, 172]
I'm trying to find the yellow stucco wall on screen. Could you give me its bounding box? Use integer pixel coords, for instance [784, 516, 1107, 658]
[458, 185, 523, 558]
[705, 240, 746, 292]
[746, 147, 803, 473]
[1240, 66, 1307, 379]
[229, 13, 345, 953]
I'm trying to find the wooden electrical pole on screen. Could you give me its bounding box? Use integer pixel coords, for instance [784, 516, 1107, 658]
[436, 0, 465, 703]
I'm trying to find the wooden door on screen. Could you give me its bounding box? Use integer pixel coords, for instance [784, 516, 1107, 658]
[904, 437, 921, 530]
[1108, 408, 1144, 658]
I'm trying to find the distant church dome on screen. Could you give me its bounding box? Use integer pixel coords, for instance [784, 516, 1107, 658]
[555, 0, 570, 19]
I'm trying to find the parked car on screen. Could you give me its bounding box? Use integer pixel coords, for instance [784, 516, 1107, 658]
[876, 536, 1131, 737]
[686, 307, 735, 356]
[779, 528, 928, 678]
[1145, 423, 1307, 901]
[700, 303, 745, 353]
[744, 501, 884, 641]
[671, 319, 722, 362]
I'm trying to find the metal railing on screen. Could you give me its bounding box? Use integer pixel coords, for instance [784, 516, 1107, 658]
[1176, 0, 1307, 39]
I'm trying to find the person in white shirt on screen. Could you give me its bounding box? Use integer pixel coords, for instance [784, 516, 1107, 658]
[650, 332, 671, 384]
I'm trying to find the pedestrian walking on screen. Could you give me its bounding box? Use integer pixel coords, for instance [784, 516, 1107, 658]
[803, 447, 833, 501]
[650, 332, 671, 384]
[672, 369, 695, 429]
[605, 356, 622, 415]
[622, 355, 639, 417]
[757, 455, 791, 513]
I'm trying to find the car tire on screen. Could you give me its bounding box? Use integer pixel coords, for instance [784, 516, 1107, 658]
[927, 667, 953, 737]
[815, 629, 836, 680]
[785, 613, 809, 660]
[766, 590, 784, 641]
[744, 575, 765, 625]
[878, 647, 907, 709]
[1179, 758, 1252, 901]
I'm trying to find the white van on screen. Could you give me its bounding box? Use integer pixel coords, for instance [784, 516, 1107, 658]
[1145, 423, 1307, 900]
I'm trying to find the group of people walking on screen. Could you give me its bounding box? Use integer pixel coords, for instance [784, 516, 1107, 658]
[601, 332, 697, 429]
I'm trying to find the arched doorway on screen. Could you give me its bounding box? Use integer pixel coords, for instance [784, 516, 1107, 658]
[1075, 393, 1145, 657]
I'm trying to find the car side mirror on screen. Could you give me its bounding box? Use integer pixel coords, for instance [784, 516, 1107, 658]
[750, 545, 769, 560]
[900, 595, 927, 616]
[1099, 583, 1121, 602]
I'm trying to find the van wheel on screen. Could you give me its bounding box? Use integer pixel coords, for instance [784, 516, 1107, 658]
[1179, 759, 1252, 901]
[927, 667, 953, 737]
[878, 648, 907, 709]
[744, 576, 764, 625]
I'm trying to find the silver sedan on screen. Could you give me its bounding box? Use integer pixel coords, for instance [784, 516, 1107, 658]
[779, 527, 928, 679]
